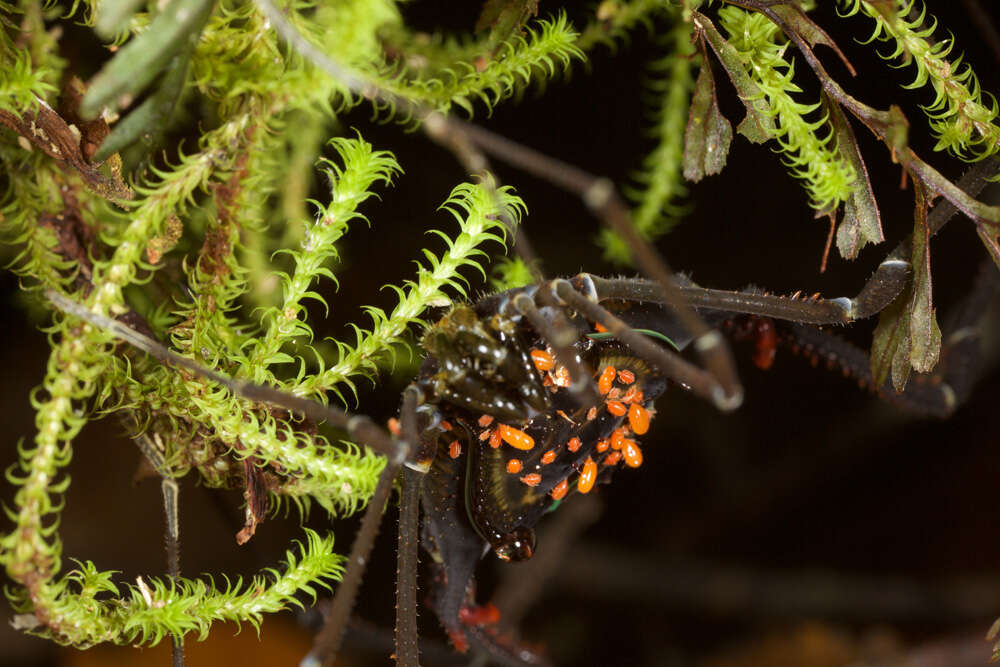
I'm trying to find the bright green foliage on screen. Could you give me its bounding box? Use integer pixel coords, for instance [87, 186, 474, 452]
[0, 0, 537, 649]
[380, 12, 584, 117]
[0, 49, 56, 115]
[490, 255, 535, 290]
[5, 530, 342, 646]
[719, 6, 856, 215]
[2, 0, 1000, 656]
[841, 0, 1000, 160]
[249, 136, 403, 380]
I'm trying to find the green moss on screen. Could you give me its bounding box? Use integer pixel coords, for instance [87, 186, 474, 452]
[1, 0, 999, 654]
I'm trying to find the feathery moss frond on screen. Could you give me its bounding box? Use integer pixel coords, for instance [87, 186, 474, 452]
[302, 178, 525, 396]
[377, 13, 584, 117]
[7, 530, 341, 647]
[249, 135, 402, 378]
[840, 0, 1000, 160]
[490, 255, 534, 290]
[0, 50, 57, 114]
[719, 6, 856, 215]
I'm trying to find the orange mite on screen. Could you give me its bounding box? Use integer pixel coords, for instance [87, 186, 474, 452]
[623, 438, 643, 468]
[387, 418, 401, 436]
[628, 403, 650, 434]
[506, 458, 523, 474]
[566, 436, 582, 453]
[551, 478, 569, 500]
[478, 414, 494, 427]
[520, 473, 542, 487]
[617, 369, 636, 384]
[606, 400, 627, 416]
[578, 457, 597, 494]
[610, 427, 627, 450]
[541, 450, 556, 465]
[594, 322, 609, 333]
[604, 451, 622, 466]
[621, 385, 639, 403]
[752, 317, 778, 370]
[479, 430, 491, 441]
[596, 439, 609, 453]
[440, 420, 453, 431]
[498, 424, 535, 450]
[530, 349, 555, 371]
[597, 365, 616, 395]
[449, 441, 462, 459]
[459, 603, 500, 626]
[586, 406, 598, 421]
[489, 429, 502, 448]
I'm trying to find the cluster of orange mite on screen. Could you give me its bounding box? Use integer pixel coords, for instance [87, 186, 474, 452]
[484, 346, 653, 499]
[388, 343, 656, 499]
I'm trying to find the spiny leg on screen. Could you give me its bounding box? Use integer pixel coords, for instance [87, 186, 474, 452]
[306, 388, 434, 667]
[304, 384, 422, 667]
[394, 389, 423, 667]
[585, 258, 1000, 418]
[301, 458, 400, 667]
[719, 258, 1000, 418]
[451, 120, 744, 410]
[395, 467, 422, 667]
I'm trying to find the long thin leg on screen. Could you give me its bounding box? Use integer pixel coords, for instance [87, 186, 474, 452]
[394, 392, 423, 667]
[587, 262, 1000, 418]
[161, 475, 183, 667]
[305, 385, 422, 667]
[302, 461, 400, 667]
[163, 476, 183, 667]
[454, 121, 744, 410]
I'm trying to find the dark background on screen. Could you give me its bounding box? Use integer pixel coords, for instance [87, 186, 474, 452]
[2, 2, 1000, 666]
